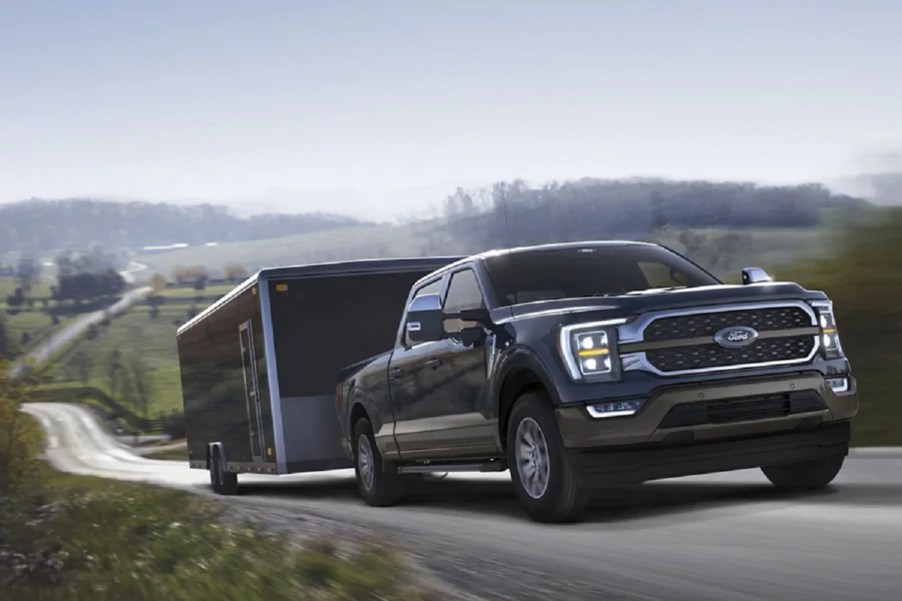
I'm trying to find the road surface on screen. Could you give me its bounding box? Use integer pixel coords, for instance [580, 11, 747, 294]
[24, 402, 902, 601]
[9, 286, 152, 379]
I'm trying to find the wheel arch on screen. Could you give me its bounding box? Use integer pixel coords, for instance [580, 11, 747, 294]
[495, 350, 559, 450]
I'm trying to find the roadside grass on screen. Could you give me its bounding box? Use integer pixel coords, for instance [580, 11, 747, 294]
[837, 342, 901, 447]
[143, 445, 189, 461]
[1, 464, 430, 600]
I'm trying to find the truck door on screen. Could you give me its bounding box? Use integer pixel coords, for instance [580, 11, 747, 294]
[392, 268, 496, 458]
[238, 320, 265, 461]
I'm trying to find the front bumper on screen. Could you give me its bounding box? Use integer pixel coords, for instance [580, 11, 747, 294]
[569, 421, 850, 488]
[555, 372, 858, 449]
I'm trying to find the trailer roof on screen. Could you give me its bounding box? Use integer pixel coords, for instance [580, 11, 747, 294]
[176, 256, 463, 336]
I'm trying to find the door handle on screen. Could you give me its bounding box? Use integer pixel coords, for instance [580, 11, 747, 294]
[425, 358, 443, 370]
[389, 367, 404, 380]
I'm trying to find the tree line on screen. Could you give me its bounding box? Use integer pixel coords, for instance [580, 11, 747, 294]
[0, 199, 367, 255]
[440, 179, 868, 251]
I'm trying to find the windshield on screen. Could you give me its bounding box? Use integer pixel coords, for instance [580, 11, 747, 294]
[483, 244, 719, 305]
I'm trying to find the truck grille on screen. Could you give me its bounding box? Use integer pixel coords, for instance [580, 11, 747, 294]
[646, 335, 816, 372]
[644, 306, 811, 341]
[659, 390, 826, 428]
[624, 303, 819, 375]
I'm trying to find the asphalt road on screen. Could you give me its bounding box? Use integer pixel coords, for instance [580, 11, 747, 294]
[24, 402, 902, 601]
[9, 285, 152, 379]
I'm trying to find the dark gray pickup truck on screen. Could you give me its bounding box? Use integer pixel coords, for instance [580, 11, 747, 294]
[336, 241, 857, 521]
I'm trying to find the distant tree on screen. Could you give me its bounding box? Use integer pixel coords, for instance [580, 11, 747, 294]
[69, 350, 93, 386]
[5, 287, 25, 308]
[172, 265, 208, 285]
[54, 268, 125, 303]
[0, 364, 42, 491]
[192, 275, 207, 293]
[126, 354, 154, 419]
[106, 348, 123, 393]
[444, 187, 476, 217]
[0, 318, 9, 359]
[15, 256, 39, 291]
[223, 262, 248, 282]
[150, 273, 167, 294]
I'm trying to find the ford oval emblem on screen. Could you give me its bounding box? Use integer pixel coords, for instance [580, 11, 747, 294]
[714, 326, 759, 349]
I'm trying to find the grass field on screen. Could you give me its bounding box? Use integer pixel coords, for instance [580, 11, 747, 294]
[46, 304, 186, 415]
[0, 275, 55, 300]
[138, 219, 465, 275]
[2, 464, 428, 600]
[1, 309, 73, 356]
[159, 284, 234, 299]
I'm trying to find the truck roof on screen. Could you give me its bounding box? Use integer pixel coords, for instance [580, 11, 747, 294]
[434, 240, 657, 274]
[176, 256, 463, 337]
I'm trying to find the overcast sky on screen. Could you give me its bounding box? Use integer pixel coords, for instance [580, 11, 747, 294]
[1, 0, 900, 215]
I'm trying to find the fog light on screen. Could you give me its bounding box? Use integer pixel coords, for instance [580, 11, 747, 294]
[587, 399, 645, 418]
[827, 377, 849, 394]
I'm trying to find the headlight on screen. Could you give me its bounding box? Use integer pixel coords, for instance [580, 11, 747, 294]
[559, 320, 625, 380]
[813, 301, 843, 358]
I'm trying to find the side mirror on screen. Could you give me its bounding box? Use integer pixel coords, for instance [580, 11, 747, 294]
[741, 267, 772, 285]
[456, 307, 491, 324]
[405, 293, 444, 344]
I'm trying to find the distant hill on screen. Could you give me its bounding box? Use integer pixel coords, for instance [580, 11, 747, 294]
[0, 198, 369, 254]
[442, 179, 871, 248]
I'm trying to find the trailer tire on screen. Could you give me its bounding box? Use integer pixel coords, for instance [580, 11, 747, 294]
[353, 418, 403, 507]
[211, 447, 238, 496]
[507, 391, 587, 522]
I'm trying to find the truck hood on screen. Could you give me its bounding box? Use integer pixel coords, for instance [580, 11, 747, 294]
[503, 282, 826, 323]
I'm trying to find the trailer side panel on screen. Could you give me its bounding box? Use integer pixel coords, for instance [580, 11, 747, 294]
[178, 283, 277, 467]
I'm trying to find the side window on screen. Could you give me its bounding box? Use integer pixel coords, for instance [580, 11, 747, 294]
[443, 269, 485, 334]
[413, 279, 442, 299]
[404, 278, 443, 346]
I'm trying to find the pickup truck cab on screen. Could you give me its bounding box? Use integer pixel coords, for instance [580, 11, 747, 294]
[336, 241, 857, 521]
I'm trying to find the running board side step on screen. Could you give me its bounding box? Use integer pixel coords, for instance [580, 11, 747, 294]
[397, 461, 507, 474]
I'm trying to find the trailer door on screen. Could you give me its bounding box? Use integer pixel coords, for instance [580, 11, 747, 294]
[239, 320, 265, 460]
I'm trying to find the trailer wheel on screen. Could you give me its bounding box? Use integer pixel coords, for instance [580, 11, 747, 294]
[353, 418, 403, 506]
[211, 447, 238, 496]
[507, 391, 587, 522]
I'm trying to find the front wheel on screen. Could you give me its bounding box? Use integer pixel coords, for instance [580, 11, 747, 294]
[507, 391, 587, 522]
[353, 418, 404, 506]
[761, 454, 845, 490]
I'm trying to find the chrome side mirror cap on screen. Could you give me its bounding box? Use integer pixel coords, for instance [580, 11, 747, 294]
[741, 267, 772, 285]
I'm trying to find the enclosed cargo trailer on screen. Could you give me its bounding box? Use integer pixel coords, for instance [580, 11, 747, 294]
[177, 257, 460, 491]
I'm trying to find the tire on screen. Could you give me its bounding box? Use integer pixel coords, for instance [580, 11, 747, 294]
[761, 454, 845, 490]
[507, 391, 587, 522]
[211, 447, 238, 496]
[353, 418, 403, 506]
